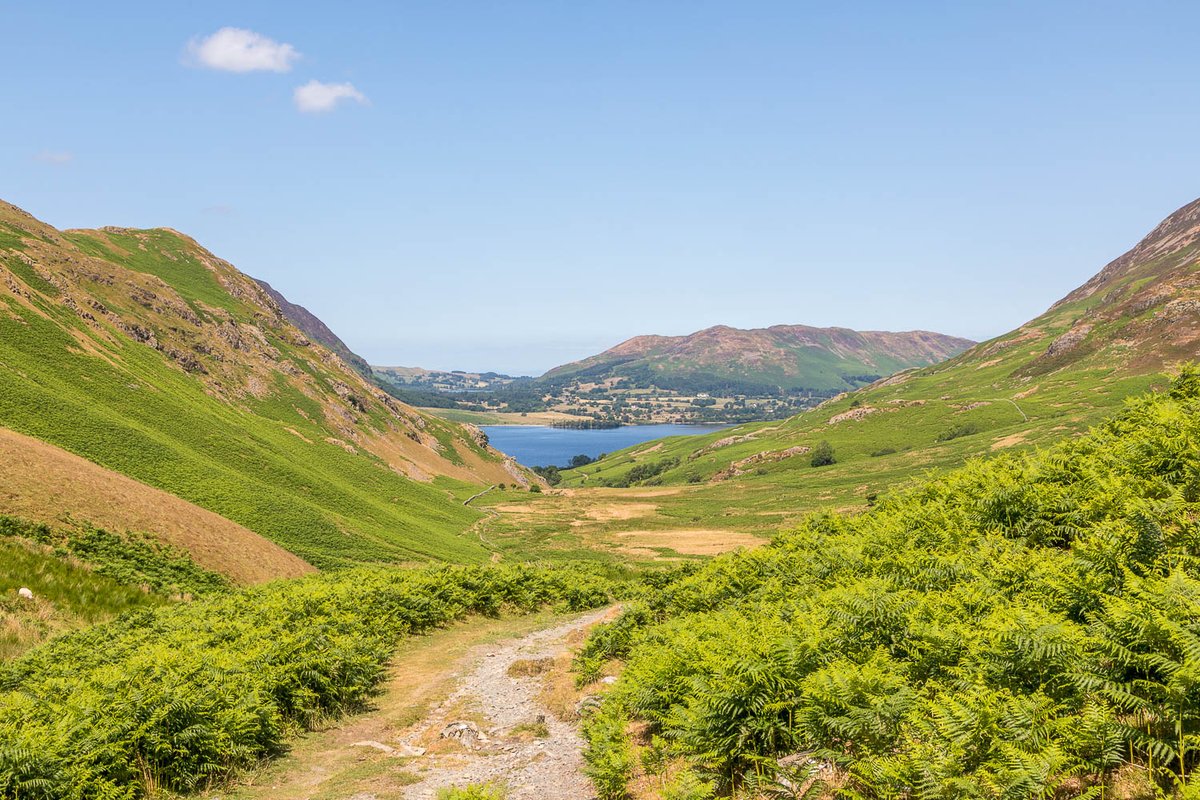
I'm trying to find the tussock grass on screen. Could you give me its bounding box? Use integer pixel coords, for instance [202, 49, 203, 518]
[506, 657, 554, 677]
[0, 538, 161, 659]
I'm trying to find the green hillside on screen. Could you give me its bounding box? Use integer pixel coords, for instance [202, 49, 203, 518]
[0, 201, 519, 569]
[541, 325, 975, 394]
[562, 197, 1200, 510]
[580, 370, 1200, 797]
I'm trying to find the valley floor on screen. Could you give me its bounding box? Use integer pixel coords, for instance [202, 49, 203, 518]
[218, 607, 617, 800]
[424, 408, 593, 426]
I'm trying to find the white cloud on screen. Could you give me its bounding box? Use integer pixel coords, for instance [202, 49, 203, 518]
[33, 150, 73, 165]
[186, 27, 299, 73]
[293, 80, 368, 113]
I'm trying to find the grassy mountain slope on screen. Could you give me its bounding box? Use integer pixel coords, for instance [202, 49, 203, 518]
[0, 426, 312, 584]
[541, 325, 974, 393]
[0, 200, 521, 568]
[563, 197, 1200, 508]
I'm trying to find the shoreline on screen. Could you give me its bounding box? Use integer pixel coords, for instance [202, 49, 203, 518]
[421, 407, 745, 428]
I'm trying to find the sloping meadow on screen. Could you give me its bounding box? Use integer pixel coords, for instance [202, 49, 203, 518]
[580, 369, 1200, 798]
[0, 564, 613, 799]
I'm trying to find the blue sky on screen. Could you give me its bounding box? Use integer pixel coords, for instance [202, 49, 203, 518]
[4, 1, 1199, 375]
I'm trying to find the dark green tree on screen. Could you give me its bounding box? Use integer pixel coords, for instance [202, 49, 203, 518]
[811, 440, 836, 467]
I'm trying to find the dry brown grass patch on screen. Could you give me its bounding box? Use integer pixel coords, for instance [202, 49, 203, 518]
[991, 431, 1030, 450]
[506, 657, 554, 678]
[536, 612, 620, 722]
[0, 427, 313, 584]
[614, 528, 765, 556]
[583, 503, 658, 522]
[507, 720, 550, 741]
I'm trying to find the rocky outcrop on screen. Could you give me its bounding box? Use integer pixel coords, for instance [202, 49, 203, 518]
[828, 406, 879, 425]
[712, 445, 811, 481]
[1044, 325, 1092, 358]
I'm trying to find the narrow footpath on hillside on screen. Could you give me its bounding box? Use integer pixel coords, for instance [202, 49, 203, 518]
[222, 607, 616, 800]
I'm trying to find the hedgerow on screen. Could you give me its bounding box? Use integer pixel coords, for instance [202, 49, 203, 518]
[0, 563, 612, 799]
[582, 369, 1200, 797]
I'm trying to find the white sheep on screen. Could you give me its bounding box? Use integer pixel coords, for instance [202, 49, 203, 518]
[17, 587, 34, 600]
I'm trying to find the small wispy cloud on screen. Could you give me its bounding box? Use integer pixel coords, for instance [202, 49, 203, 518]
[186, 27, 299, 73]
[33, 150, 73, 165]
[293, 80, 369, 113]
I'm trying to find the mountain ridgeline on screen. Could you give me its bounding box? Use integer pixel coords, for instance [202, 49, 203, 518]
[566, 195, 1200, 491]
[253, 278, 373, 379]
[0, 200, 526, 572]
[4, 188, 1200, 800]
[541, 325, 975, 394]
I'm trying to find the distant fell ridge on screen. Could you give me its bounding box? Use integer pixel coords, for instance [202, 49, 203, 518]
[564, 194, 1200, 492]
[541, 324, 975, 393]
[1055, 196, 1200, 309]
[957, 194, 1200, 378]
[254, 278, 372, 378]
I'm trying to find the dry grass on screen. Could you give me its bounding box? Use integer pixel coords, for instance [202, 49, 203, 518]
[991, 430, 1031, 450]
[482, 486, 769, 563]
[0, 595, 60, 660]
[0, 426, 314, 584]
[537, 649, 586, 722]
[363, 427, 520, 487]
[535, 612, 621, 722]
[0, 538, 161, 658]
[1106, 764, 1158, 800]
[506, 657, 554, 677]
[593, 487, 686, 498]
[491, 503, 557, 515]
[569, 500, 660, 527]
[581, 503, 658, 522]
[508, 721, 550, 741]
[614, 528, 765, 556]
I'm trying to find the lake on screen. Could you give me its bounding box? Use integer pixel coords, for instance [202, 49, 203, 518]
[481, 423, 731, 467]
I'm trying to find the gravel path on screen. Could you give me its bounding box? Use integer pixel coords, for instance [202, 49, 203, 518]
[397, 608, 610, 799]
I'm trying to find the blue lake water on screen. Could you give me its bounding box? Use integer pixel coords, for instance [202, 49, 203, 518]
[481, 423, 731, 468]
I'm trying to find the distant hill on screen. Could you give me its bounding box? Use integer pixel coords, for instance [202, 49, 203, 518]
[541, 325, 975, 394]
[253, 278, 373, 378]
[0, 200, 527, 570]
[566, 195, 1200, 494]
